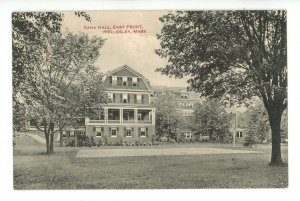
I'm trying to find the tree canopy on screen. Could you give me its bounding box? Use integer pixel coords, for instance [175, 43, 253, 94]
[152, 93, 182, 139]
[156, 11, 287, 165]
[193, 100, 230, 142]
[12, 12, 106, 154]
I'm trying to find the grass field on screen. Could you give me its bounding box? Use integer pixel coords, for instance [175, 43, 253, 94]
[13, 135, 288, 189]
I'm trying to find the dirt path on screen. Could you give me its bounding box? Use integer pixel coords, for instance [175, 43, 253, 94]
[76, 147, 263, 158]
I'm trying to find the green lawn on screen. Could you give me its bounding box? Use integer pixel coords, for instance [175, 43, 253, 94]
[13, 136, 288, 189]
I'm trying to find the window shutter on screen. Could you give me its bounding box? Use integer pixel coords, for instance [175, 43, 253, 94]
[113, 94, 116, 103]
[132, 127, 134, 137]
[128, 94, 131, 103]
[138, 127, 141, 137]
[101, 127, 104, 132]
[134, 94, 137, 104]
[146, 127, 148, 137]
[93, 127, 96, 132]
[109, 127, 111, 137]
[124, 127, 126, 137]
[141, 95, 144, 104]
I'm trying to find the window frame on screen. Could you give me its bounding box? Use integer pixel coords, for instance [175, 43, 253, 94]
[140, 127, 146, 137]
[111, 127, 117, 137]
[126, 128, 132, 137]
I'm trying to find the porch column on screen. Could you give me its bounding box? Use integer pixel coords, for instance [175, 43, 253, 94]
[120, 108, 123, 124]
[104, 108, 108, 124]
[134, 109, 138, 123]
[152, 109, 155, 125]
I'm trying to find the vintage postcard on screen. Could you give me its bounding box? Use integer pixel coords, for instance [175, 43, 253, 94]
[12, 10, 288, 190]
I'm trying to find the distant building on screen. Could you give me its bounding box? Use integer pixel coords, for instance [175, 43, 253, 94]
[150, 86, 202, 139]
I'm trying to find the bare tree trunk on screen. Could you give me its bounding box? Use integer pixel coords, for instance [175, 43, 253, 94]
[59, 130, 63, 147]
[43, 118, 50, 154]
[268, 107, 284, 166]
[49, 121, 55, 154]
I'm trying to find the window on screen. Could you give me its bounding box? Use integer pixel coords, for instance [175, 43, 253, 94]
[137, 94, 142, 104]
[122, 94, 128, 103]
[236, 132, 243, 138]
[138, 113, 142, 120]
[95, 127, 102, 137]
[112, 76, 117, 85]
[126, 128, 132, 137]
[185, 132, 192, 138]
[109, 76, 112, 84]
[122, 76, 127, 86]
[132, 77, 138, 86]
[29, 119, 38, 127]
[117, 77, 122, 86]
[111, 127, 117, 137]
[62, 131, 67, 138]
[128, 77, 132, 86]
[70, 131, 74, 137]
[108, 93, 113, 103]
[140, 127, 146, 137]
[66, 131, 70, 138]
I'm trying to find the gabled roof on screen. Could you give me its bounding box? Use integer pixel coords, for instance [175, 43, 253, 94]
[102, 64, 151, 90]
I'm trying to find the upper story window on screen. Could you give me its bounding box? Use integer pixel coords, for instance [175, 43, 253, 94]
[122, 76, 127, 86]
[111, 76, 117, 85]
[117, 77, 122, 86]
[137, 94, 142, 104]
[122, 94, 128, 103]
[133, 77, 138, 86]
[108, 93, 113, 103]
[183, 110, 193, 116]
[181, 93, 189, 99]
[128, 77, 132, 86]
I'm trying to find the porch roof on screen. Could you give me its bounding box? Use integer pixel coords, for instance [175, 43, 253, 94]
[101, 103, 155, 109]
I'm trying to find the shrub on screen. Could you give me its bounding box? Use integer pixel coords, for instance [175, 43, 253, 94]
[160, 136, 168, 142]
[66, 140, 75, 147]
[97, 139, 102, 147]
[169, 138, 176, 143]
[90, 136, 96, 146]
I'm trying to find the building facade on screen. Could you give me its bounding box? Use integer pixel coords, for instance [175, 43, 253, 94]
[85, 65, 156, 144]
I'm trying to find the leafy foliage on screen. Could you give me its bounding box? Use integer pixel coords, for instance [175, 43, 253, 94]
[192, 100, 230, 142]
[243, 102, 271, 144]
[12, 12, 106, 154]
[156, 11, 287, 165]
[152, 93, 183, 138]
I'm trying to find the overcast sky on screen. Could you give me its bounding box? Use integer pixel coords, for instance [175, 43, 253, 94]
[62, 11, 189, 87]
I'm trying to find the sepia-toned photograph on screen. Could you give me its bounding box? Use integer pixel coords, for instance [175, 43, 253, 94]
[12, 10, 288, 190]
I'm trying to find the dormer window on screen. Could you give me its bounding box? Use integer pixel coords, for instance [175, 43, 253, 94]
[122, 76, 127, 86]
[112, 76, 117, 85]
[132, 77, 138, 86]
[128, 77, 132, 86]
[117, 77, 122, 86]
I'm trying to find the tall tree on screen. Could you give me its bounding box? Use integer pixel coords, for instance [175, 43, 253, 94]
[244, 101, 271, 144]
[193, 100, 230, 142]
[156, 11, 287, 165]
[16, 30, 105, 154]
[152, 93, 182, 139]
[12, 11, 92, 132]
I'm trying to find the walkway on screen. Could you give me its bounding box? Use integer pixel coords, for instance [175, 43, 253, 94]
[26, 133, 46, 144]
[76, 147, 263, 158]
